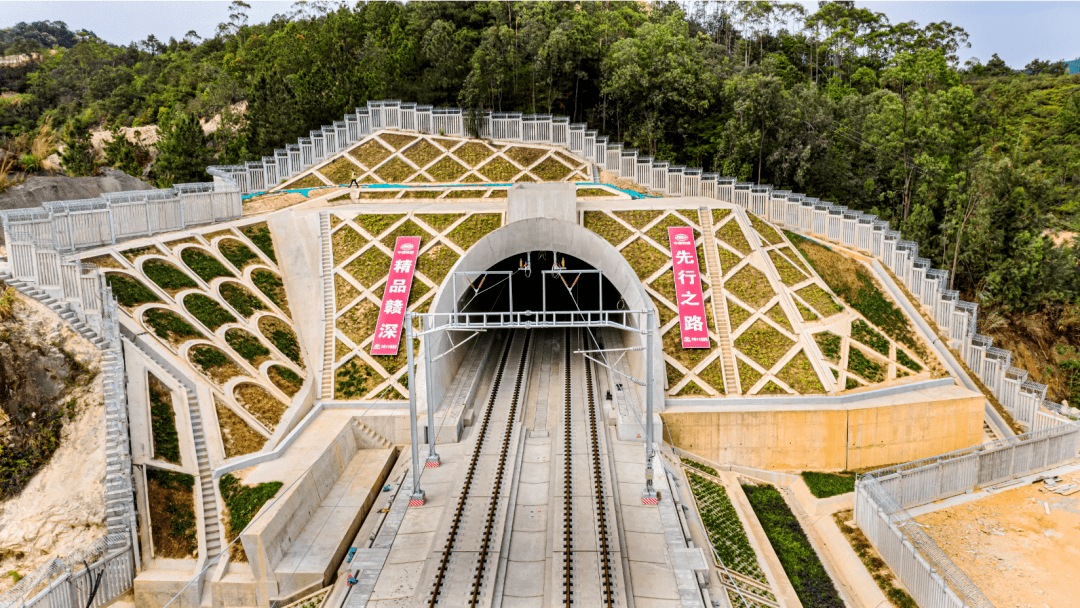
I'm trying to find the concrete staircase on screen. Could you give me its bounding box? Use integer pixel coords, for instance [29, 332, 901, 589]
[0, 271, 110, 349]
[697, 208, 739, 395]
[102, 348, 135, 541]
[187, 385, 225, 560]
[319, 212, 335, 400]
[356, 419, 393, 449]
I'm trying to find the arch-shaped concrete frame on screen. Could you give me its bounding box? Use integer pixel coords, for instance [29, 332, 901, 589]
[423, 217, 664, 412]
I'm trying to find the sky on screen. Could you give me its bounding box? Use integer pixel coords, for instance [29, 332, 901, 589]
[1, 1, 1078, 69]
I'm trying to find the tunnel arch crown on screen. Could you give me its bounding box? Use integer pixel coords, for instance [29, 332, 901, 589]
[424, 216, 665, 411]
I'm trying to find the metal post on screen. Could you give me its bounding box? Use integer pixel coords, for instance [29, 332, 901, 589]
[643, 310, 657, 503]
[424, 315, 441, 467]
[405, 313, 424, 505]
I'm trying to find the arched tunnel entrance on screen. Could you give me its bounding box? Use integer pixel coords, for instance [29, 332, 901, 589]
[417, 217, 666, 438]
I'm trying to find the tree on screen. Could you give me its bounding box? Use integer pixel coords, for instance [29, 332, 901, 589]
[59, 117, 96, 177]
[103, 124, 146, 177]
[984, 53, 1011, 76]
[153, 113, 213, 187]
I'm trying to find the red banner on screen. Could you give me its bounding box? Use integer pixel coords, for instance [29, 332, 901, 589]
[370, 236, 421, 356]
[668, 227, 709, 348]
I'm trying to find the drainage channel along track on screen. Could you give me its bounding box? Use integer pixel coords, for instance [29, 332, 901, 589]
[428, 329, 531, 608]
[560, 329, 620, 608]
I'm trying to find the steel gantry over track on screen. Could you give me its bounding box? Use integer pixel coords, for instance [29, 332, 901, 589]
[403, 264, 661, 506]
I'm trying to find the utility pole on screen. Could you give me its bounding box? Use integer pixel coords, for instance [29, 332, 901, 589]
[425, 315, 441, 467]
[643, 310, 657, 504]
[405, 313, 424, 505]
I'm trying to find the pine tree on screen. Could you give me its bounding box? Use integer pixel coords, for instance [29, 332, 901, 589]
[60, 117, 96, 177]
[153, 113, 214, 187]
[103, 124, 143, 177]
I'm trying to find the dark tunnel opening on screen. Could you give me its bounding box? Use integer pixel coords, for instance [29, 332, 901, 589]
[455, 251, 626, 315]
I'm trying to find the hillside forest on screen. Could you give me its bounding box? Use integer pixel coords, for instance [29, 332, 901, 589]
[0, 1, 1078, 399]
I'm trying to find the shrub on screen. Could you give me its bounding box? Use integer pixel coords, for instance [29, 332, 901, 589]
[252, 270, 289, 315]
[145, 376, 180, 463]
[335, 357, 381, 399]
[218, 239, 259, 269]
[226, 329, 270, 363]
[815, 332, 841, 363]
[742, 483, 843, 608]
[847, 347, 885, 382]
[184, 294, 236, 330]
[851, 319, 889, 356]
[181, 248, 234, 282]
[682, 458, 717, 476]
[220, 283, 266, 318]
[143, 259, 197, 291]
[219, 473, 283, 537]
[144, 309, 201, 341]
[191, 346, 228, 370]
[259, 316, 302, 365]
[107, 274, 159, 307]
[240, 223, 277, 263]
[801, 471, 856, 498]
[896, 348, 923, 372]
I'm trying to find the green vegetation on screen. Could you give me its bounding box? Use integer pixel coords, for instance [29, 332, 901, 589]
[350, 141, 391, 168]
[833, 511, 918, 608]
[219, 473, 283, 538]
[145, 468, 197, 558]
[427, 156, 468, 181]
[219, 282, 266, 318]
[847, 347, 885, 383]
[727, 299, 752, 330]
[417, 244, 459, 284]
[645, 213, 697, 249]
[794, 299, 819, 322]
[452, 141, 492, 165]
[374, 157, 414, 182]
[790, 236, 918, 349]
[505, 146, 546, 167]
[814, 332, 842, 363]
[748, 214, 783, 245]
[896, 348, 923, 372]
[742, 484, 842, 608]
[191, 345, 229, 370]
[319, 156, 361, 184]
[148, 375, 181, 464]
[851, 319, 890, 356]
[764, 304, 793, 333]
[106, 273, 159, 307]
[402, 140, 441, 168]
[531, 156, 572, 181]
[777, 350, 825, 393]
[335, 356, 381, 399]
[716, 218, 751, 255]
[225, 328, 270, 364]
[801, 471, 856, 498]
[738, 359, 762, 392]
[759, 380, 787, 394]
[183, 293, 236, 330]
[734, 320, 794, 370]
[613, 210, 662, 230]
[380, 218, 430, 250]
[144, 309, 201, 342]
[181, 248, 234, 282]
[726, 265, 774, 309]
[769, 250, 808, 286]
[354, 213, 403, 239]
[688, 473, 775, 593]
[620, 239, 667, 280]
[240, 224, 277, 264]
[577, 188, 615, 197]
[447, 214, 501, 251]
[218, 239, 259, 270]
[143, 259, 197, 291]
[259, 316, 302, 365]
[846, 377, 861, 390]
[682, 458, 717, 476]
[251, 269, 289, 315]
[795, 285, 843, 318]
[416, 213, 464, 233]
[674, 380, 708, 396]
[715, 245, 742, 273]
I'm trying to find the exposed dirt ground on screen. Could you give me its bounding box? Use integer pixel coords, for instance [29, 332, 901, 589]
[980, 306, 1080, 405]
[916, 478, 1080, 608]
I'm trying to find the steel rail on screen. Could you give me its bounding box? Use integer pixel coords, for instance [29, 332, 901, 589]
[427, 330, 518, 607]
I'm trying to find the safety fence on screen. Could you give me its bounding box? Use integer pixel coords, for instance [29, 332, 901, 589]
[854, 423, 1080, 608]
[0, 182, 242, 253]
[0, 534, 136, 608]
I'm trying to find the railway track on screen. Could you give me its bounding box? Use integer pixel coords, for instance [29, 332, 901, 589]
[560, 329, 617, 607]
[427, 329, 531, 608]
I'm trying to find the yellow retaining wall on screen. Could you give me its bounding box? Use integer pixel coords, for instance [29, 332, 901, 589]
[662, 383, 984, 471]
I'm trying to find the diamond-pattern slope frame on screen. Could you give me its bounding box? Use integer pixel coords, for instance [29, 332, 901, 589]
[277, 130, 593, 196]
[328, 210, 505, 400]
[583, 208, 726, 397]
